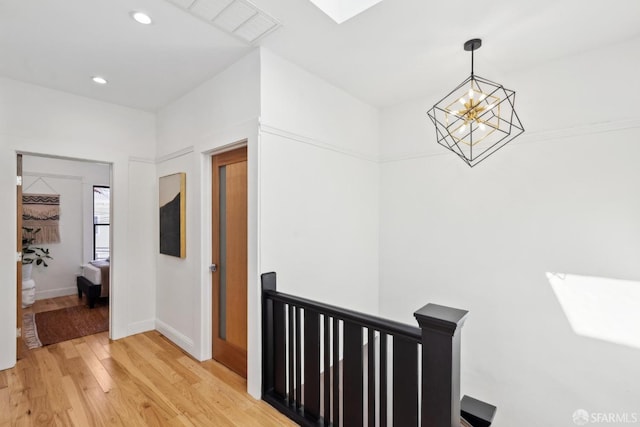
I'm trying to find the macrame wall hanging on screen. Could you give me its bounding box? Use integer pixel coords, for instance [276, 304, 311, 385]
[23, 192, 61, 244]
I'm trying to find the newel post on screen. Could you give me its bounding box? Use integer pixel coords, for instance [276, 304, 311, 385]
[414, 303, 469, 427]
[261, 272, 277, 396]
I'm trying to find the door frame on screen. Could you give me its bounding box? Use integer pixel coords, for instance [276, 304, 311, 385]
[202, 138, 249, 354]
[16, 154, 23, 359]
[211, 146, 248, 377]
[200, 128, 260, 397]
[16, 152, 114, 353]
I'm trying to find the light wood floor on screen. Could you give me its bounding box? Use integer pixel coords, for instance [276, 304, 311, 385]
[23, 294, 89, 315]
[1, 330, 297, 426]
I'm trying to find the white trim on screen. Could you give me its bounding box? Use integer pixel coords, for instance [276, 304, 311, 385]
[155, 319, 196, 357]
[517, 118, 640, 144]
[128, 156, 155, 164]
[156, 146, 195, 164]
[380, 118, 640, 163]
[22, 171, 83, 181]
[259, 122, 378, 163]
[127, 319, 155, 336]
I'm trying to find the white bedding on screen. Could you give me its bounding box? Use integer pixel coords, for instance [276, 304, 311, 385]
[82, 263, 102, 285]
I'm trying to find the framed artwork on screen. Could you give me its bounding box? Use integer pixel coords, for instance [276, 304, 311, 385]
[159, 172, 186, 258]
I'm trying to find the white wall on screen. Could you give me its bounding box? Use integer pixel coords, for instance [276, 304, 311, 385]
[155, 48, 380, 400]
[0, 77, 157, 370]
[22, 156, 110, 300]
[155, 49, 261, 395]
[259, 49, 380, 316]
[379, 37, 640, 425]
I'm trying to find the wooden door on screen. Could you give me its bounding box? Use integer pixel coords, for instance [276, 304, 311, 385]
[16, 154, 23, 359]
[212, 147, 248, 378]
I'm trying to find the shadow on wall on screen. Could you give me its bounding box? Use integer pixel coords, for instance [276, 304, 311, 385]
[547, 272, 640, 350]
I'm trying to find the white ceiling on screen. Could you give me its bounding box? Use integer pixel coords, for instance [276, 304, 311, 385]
[1, 0, 639, 111]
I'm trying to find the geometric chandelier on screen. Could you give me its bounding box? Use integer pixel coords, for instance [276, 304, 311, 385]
[427, 39, 524, 167]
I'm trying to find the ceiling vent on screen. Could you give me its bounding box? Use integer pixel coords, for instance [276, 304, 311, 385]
[166, 0, 280, 44]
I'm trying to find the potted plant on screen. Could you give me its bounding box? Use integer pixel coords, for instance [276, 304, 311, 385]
[22, 227, 53, 280]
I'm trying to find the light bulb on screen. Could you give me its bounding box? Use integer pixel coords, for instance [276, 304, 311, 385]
[479, 94, 486, 101]
[468, 88, 474, 99]
[458, 125, 466, 134]
[487, 104, 495, 110]
[459, 97, 466, 105]
[479, 122, 486, 131]
[92, 76, 108, 85]
[131, 11, 152, 25]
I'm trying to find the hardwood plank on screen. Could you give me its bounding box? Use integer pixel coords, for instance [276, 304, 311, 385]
[100, 356, 177, 425]
[6, 367, 29, 422]
[125, 335, 183, 385]
[0, 387, 10, 425]
[32, 348, 71, 414]
[155, 351, 201, 386]
[3, 331, 295, 427]
[82, 385, 125, 426]
[62, 356, 103, 392]
[84, 333, 111, 361]
[108, 385, 170, 427]
[166, 413, 199, 427]
[60, 375, 91, 427]
[104, 343, 182, 417]
[20, 357, 47, 399]
[132, 333, 165, 355]
[178, 356, 251, 410]
[0, 370, 7, 389]
[75, 341, 114, 393]
[28, 395, 56, 425]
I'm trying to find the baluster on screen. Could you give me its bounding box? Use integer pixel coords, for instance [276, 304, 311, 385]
[304, 309, 320, 419]
[274, 301, 286, 398]
[343, 321, 363, 427]
[379, 333, 387, 427]
[367, 329, 375, 427]
[295, 306, 302, 410]
[392, 336, 418, 427]
[333, 318, 340, 426]
[288, 304, 294, 405]
[324, 315, 331, 424]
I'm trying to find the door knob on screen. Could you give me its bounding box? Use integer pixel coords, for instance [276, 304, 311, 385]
[210, 264, 218, 273]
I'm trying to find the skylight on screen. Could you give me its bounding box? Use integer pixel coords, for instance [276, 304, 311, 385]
[308, 0, 384, 24]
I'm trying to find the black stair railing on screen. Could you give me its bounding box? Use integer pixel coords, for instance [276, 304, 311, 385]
[261, 272, 496, 427]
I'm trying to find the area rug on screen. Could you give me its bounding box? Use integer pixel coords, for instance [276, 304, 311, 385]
[25, 305, 108, 347]
[22, 312, 42, 349]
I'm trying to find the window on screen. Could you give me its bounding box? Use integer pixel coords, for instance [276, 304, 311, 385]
[93, 186, 110, 260]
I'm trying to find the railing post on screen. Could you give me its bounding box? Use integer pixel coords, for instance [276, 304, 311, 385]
[261, 272, 277, 396]
[414, 303, 469, 427]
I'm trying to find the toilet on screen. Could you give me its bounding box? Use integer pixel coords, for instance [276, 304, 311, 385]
[22, 278, 36, 308]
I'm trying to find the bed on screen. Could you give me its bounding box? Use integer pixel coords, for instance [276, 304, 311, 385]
[77, 259, 110, 308]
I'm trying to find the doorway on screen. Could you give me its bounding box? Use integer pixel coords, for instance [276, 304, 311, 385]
[211, 147, 248, 378]
[17, 153, 112, 356]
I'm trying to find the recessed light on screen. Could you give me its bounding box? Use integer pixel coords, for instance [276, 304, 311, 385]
[131, 11, 152, 25]
[92, 76, 108, 85]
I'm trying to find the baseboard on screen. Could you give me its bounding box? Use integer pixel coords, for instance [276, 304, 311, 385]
[35, 286, 77, 300]
[155, 319, 195, 356]
[127, 319, 155, 336]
